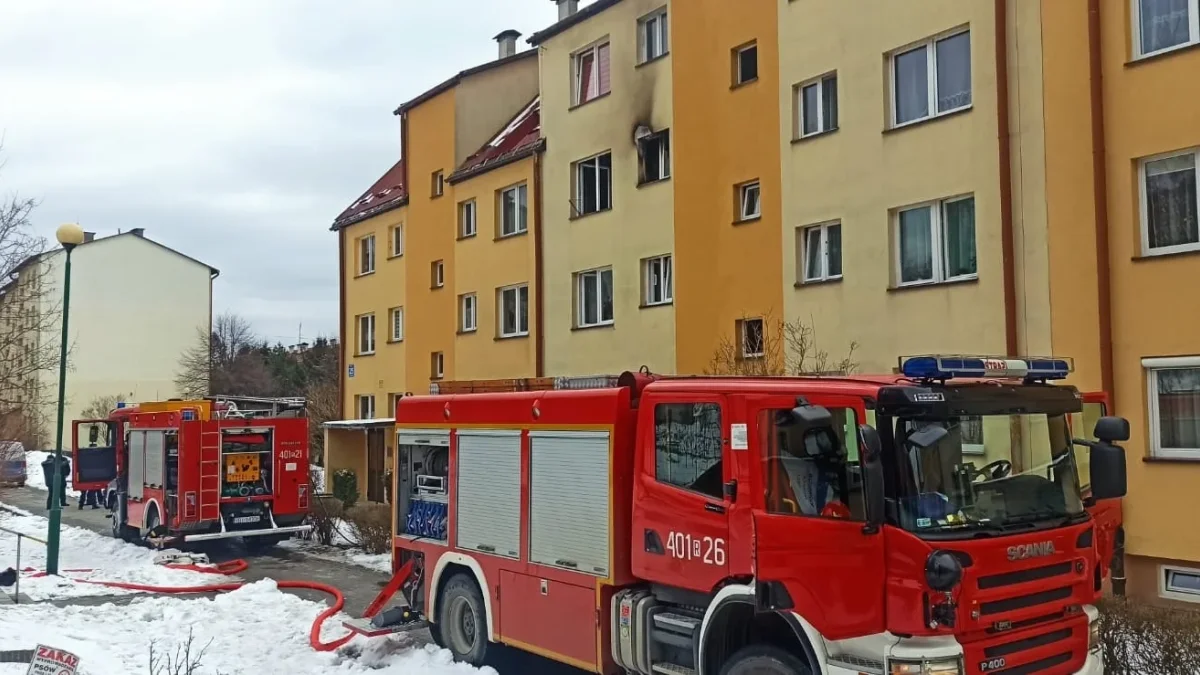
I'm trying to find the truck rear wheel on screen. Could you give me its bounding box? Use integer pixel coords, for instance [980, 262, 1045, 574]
[438, 574, 488, 666]
[719, 645, 812, 675]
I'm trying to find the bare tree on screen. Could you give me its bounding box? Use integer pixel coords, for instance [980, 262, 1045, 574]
[304, 376, 338, 465]
[80, 392, 133, 419]
[706, 309, 859, 377]
[174, 312, 272, 397]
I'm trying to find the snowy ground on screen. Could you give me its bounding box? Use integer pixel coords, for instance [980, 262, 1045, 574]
[281, 518, 391, 574]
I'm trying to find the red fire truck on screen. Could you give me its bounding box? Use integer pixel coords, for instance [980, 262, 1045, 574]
[71, 398, 312, 549]
[375, 356, 1128, 675]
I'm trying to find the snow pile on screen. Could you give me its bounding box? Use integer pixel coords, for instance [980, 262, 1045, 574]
[24, 450, 74, 493]
[0, 579, 495, 675]
[281, 517, 390, 574]
[0, 507, 227, 601]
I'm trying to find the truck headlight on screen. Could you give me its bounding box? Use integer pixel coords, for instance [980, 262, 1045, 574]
[889, 657, 964, 675]
[1089, 620, 1101, 653]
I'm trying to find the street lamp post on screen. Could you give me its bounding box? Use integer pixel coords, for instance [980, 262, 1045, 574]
[45, 222, 85, 576]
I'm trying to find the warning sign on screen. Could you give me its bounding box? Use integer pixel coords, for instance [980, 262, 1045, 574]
[26, 644, 80, 675]
[224, 452, 261, 483]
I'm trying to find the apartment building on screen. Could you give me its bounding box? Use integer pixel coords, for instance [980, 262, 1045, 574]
[530, 0, 676, 376]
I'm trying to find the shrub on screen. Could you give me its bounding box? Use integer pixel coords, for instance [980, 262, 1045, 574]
[343, 503, 391, 554]
[1099, 596, 1200, 675]
[332, 468, 359, 509]
[306, 493, 344, 546]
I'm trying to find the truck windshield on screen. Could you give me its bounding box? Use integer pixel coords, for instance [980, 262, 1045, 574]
[888, 412, 1085, 535]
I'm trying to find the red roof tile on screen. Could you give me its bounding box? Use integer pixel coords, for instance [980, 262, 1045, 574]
[331, 159, 407, 230]
[450, 97, 541, 183]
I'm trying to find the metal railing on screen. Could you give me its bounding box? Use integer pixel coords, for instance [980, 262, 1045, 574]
[0, 525, 45, 604]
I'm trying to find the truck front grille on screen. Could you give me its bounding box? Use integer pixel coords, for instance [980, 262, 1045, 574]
[965, 615, 1086, 675]
[979, 587, 1073, 616]
[978, 563, 1074, 590]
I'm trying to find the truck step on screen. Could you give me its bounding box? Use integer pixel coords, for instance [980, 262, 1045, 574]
[651, 663, 695, 675]
[341, 617, 429, 638]
[652, 612, 701, 632]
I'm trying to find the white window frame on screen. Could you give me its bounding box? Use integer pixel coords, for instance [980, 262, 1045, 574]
[357, 313, 375, 355]
[639, 8, 669, 63]
[643, 254, 673, 306]
[889, 28, 972, 128]
[799, 221, 842, 283]
[358, 235, 376, 275]
[573, 41, 611, 106]
[739, 181, 762, 221]
[389, 306, 404, 342]
[575, 152, 613, 216]
[433, 260, 445, 289]
[1138, 147, 1200, 257]
[432, 352, 445, 380]
[356, 394, 376, 420]
[499, 284, 530, 338]
[1132, 0, 1200, 58]
[638, 130, 671, 184]
[741, 318, 765, 359]
[432, 170, 445, 197]
[459, 200, 477, 238]
[892, 194, 977, 287]
[735, 43, 758, 85]
[459, 293, 477, 333]
[576, 267, 615, 328]
[387, 393, 403, 418]
[796, 73, 837, 138]
[1160, 564, 1200, 603]
[960, 415, 986, 456]
[1143, 356, 1200, 460]
[499, 184, 528, 236]
[390, 224, 404, 257]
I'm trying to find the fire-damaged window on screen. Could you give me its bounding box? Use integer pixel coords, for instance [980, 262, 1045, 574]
[638, 129, 670, 185]
[654, 402, 723, 499]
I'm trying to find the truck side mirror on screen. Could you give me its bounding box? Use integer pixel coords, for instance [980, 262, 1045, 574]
[859, 424, 885, 532]
[88, 425, 99, 446]
[905, 425, 949, 449]
[788, 402, 832, 428]
[1094, 416, 1130, 443]
[1089, 441, 1127, 500]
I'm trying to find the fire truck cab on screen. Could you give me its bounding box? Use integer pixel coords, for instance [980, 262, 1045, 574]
[383, 356, 1126, 675]
[71, 397, 312, 549]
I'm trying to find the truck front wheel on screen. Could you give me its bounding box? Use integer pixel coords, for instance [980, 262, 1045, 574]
[438, 575, 488, 666]
[720, 645, 812, 675]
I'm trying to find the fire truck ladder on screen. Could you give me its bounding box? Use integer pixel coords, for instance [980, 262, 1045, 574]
[198, 427, 222, 522]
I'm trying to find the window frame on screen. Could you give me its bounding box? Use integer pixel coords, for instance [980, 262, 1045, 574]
[432, 170, 445, 198]
[799, 220, 842, 283]
[575, 151, 614, 217]
[652, 400, 726, 500]
[638, 7, 669, 64]
[389, 306, 404, 343]
[734, 42, 759, 86]
[459, 200, 477, 239]
[738, 181, 762, 222]
[357, 235, 376, 276]
[642, 254, 673, 307]
[431, 352, 445, 380]
[892, 194, 978, 287]
[638, 130, 671, 185]
[573, 40, 611, 106]
[888, 27, 973, 129]
[499, 183, 529, 237]
[389, 224, 404, 258]
[498, 284, 530, 338]
[1144, 356, 1200, 460]
[356, 394, 376, 420]
[1160, 564, 1200, 603]
[1137, 147, 1200, 257]
[959, 415, 986, 456]
[432, 260, 445, 289]
[740, 318, 765, 359]
[356, 313, 376, 356]
[460, 293, 477, 333]
[576, 267, 615, 328]
[1132, 0, 1200, 59]
[387, 393, 404, 418]
[795, 72, 838, 139]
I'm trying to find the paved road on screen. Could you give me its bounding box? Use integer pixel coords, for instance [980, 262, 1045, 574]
[0, 486, 584, 675]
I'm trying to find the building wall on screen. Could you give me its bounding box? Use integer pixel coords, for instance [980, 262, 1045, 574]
[342, 206, 408, 417]
[452, 158, 540, 379]
[539, 0, 676, 377]
[672, 0, 782, 375]
[454, 55, 540, 167]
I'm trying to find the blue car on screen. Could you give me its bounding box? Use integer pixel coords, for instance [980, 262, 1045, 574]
[0, 441, 26, 487]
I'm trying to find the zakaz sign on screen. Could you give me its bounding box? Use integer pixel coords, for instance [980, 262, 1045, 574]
[27, 644, 80, 675]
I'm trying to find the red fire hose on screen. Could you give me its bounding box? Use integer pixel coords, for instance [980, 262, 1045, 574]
[22, 558, 413, 653]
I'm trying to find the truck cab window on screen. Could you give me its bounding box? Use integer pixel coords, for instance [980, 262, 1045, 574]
[654, 403, 723, 499]
[760, 407, 864, 520]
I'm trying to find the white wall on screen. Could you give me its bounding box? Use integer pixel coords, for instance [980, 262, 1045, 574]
[35, 233, 213, 449]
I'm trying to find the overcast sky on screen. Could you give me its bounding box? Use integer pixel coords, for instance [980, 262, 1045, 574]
[0, 0, 564, 345]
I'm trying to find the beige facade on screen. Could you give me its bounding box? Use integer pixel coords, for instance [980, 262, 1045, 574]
[533, 0, 677, 377]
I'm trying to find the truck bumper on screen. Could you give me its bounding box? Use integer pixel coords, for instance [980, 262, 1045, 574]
[1076, 649, 1103, 675]
[183, 524, 311, 542]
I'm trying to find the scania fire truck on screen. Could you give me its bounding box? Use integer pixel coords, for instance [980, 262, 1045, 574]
[375, 356, 1128, 675]
[71, 398, 312, 549]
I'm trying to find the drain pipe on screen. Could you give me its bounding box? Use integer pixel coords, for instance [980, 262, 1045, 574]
[995, 0, 1018, 357]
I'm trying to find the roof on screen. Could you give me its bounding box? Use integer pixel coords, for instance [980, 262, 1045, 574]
[330, 159, 408, 231]
[528, 0, 624, 45]
[323, 418, 395, 430]
[449, 97, 543, 184]
[3, 231, 219, 288]
[393, 49, 538, 116]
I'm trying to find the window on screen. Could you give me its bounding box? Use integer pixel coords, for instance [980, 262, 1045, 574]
[761, 407, 865, 520]
[891, 29, 972, 127]
[573, 41, 611, 106]
[1161, 565, 1200, 603]
[431, 352, 445, 380]
[638, 130, 670, 184]
[357, 235, 376, 275]
[959, 415, 985, 455]
[387, 393, 404, 418]
[459, 200, 477, 238]
[432, 260, 445, 288]
[576, 267, 614, 327]
[389, 306, 404, 342]
[460, 293, 477, 333]
[738, 181, 761, 221]
[734, 43, 758, 85]
[1144, 357, 1200, 460]
[357, 313, 375, 355]
[643, 255, 673, 306]
[499, 284, 529, 338]
[575, 152, 613, 216]
[654, 402, 723, 498]
[798, 221, 842, 283]
[894, 195, 976, 286]
[639, 8, 669, 63]
[1139, 149, 1200, 256]
[499, 184, 528, 236]
[432, 170, 445, 197]
[356, 395, 376, 420]
[796, 73, 838, 138]
[390, 224, 404, 257]
[1134, 0, 1199, 57]
[740, 318, 764, 359]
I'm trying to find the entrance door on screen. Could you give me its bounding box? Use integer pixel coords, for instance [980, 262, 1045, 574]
[71, 420, 120, 491]
[749, 393, 886, 641]
[367, 429, 386, 504]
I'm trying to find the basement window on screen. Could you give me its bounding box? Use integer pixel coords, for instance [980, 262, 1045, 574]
[1161, 564, 1200, 603]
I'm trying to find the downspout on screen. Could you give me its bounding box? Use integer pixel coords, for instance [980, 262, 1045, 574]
[209, 269, 220, 397]
[533, 146, 546, 377]
[1086, 0, 1123, 597]
[337, 228, 346, 422]
[995, 0, 1019, 357]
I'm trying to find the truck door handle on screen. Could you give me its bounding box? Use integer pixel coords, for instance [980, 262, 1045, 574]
[644, 529, 664, 555]
[705, 503, 726, 514]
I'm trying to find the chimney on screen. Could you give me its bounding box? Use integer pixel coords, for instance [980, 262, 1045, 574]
[83, 231, 95, 243]
[130, 228, 145, 238]
[494, 29, 522, 59]
[555, 0, 579, 21]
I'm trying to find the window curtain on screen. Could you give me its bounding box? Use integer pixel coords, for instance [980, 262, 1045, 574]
[894, 48, 928, 124]
[1158, 368, 1200, 449]
[1146, 154, 1198, 248]
[1140, 0, 1191, 53]
[935, 32, 972, 112]
[942, 198, 977, 277]
[899, 208, 934, 282]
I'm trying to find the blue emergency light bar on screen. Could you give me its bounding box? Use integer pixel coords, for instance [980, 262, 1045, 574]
[899, 355, 1074, 381]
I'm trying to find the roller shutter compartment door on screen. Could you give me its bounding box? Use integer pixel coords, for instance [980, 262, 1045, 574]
[529, 430, 610, 576]
[128, 431, 146, 499]
[455, 430, 521, 558]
